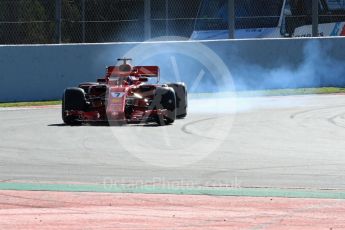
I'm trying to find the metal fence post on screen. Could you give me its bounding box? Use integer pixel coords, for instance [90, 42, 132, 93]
[144, 0, 151, 40]
[312, 0, 319, 37]
[55, 0, 62, 43]
[165, 0, 169, 36]
[228, 0, 235, 39]
[82, 0, 86, 43]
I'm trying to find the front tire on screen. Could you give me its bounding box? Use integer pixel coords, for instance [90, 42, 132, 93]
[62, 88, 87, 126]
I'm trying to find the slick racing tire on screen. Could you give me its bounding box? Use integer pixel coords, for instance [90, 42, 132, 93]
[167, 83, 187, 119]
[62, 87, 87, 126]
[154, 87, 176, 126]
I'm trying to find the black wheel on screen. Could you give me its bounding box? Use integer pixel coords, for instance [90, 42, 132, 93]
[62, 88, 87, 126]
[167, 83, 187, 119]
[153, 87, 176, 126]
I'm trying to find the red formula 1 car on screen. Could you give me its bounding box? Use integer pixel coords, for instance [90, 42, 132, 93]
[62, 58, 187, 126]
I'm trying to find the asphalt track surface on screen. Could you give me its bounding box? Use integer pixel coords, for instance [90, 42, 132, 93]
[1, 94, 345, 191]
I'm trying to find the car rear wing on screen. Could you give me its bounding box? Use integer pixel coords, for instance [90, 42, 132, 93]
[133, 66, 160, 83]
[107, 65, 160, 82]
[132, 66, 160, 79]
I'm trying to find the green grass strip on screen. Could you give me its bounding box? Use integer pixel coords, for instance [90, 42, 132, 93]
[190, 87, 345, 99]
[0, 100, 61, 107]
[238, 87, 345, 97]
[1, 182, 345, 199]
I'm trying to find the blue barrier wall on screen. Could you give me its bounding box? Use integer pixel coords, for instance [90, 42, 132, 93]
[1, 37, 345, 102]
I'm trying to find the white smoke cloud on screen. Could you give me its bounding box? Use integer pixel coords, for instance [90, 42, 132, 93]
[232, 39, 345, 91]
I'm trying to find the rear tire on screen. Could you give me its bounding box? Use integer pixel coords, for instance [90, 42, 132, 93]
[62, 88, 87, 126]
[167, 83, 187, 119]
[154, 87, 176, 126]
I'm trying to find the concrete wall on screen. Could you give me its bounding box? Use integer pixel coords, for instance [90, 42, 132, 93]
[1, 37, 345, 102]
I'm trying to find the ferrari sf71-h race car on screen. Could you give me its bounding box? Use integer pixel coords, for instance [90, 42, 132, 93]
[62, 58, 187, 126]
